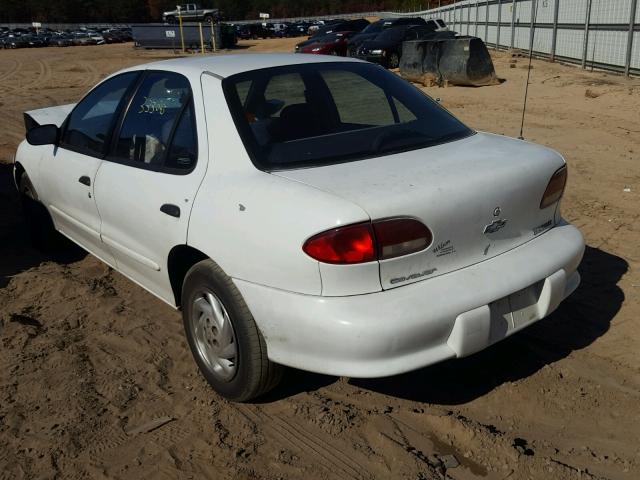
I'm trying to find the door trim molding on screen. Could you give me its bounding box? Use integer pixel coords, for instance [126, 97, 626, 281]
[101, 235, 161, 271]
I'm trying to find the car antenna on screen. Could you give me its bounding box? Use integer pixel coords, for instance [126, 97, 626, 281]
[518, 0, 540, 140]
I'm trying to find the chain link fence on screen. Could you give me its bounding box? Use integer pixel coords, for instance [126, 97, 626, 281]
[385, 0, 640, 76]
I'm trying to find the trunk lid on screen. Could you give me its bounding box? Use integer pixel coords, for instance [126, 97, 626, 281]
[274, 132, 564, 290]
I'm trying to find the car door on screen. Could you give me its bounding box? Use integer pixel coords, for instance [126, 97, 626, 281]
[40, 71, 140, 265]
[93, 70, 207, 305]
[185, 4, 197, 20]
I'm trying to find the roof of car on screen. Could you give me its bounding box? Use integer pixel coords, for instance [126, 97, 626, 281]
[129, 53, 364, 79]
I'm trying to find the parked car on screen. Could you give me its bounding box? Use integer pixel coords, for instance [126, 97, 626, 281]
[102, 30, 125, 43]
[50, 33, 74, 47]
[163, 3, 220, 24]
[347, 17, 427, 57]
[71, 32, 98, 46]
[295, 19, 369, 53]
[235, 24, 254, 40]
[295, 31, 356, 56]
[17, 34, 47, 48]
[288, 22, 311, 37]
[15, 55, 584, 402]
[2, 35, 28, 48]
[354, 24, 452, 68]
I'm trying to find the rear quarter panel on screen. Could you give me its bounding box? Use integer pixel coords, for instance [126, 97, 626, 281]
[189, 73, 371, 295]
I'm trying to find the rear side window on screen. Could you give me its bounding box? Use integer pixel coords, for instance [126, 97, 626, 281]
[166, 103, 197, 170]
[61, 72, 138, 157]
[112, 71, 197, 171]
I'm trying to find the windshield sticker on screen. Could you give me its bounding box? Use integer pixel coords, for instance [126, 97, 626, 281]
[433, 240, 455, 257]
[139, 97, 168, 115]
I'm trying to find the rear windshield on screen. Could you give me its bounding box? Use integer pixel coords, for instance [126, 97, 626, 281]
[222, 62, 473, 170]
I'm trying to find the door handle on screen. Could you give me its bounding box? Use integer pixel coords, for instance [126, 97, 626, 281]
[78, 176, 91, 186]
[160, 204, 181, 218]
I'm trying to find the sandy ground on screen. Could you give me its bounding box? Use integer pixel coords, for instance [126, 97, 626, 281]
[0, 39, 639, 480]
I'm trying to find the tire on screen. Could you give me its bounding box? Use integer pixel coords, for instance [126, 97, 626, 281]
[182, 259, 282, 402]
[388, 52, 400, 69]
[19, 174, 61, 251]
[166, 16, 176, 25]
[204, 15, 213, 24]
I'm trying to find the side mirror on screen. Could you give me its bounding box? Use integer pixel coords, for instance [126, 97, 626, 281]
[26, 124, 60, 146]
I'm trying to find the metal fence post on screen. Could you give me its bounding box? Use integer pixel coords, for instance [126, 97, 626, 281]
[485, 0, 489, 41]
[550, 0, 560, 61]
[581, 0, 593, 68]
[528, 0, 537, 53]
[496, 0, 502, 49]
[510, 0, 516, 49]
[475, 0, 480, 36]
[625, 0, 639, 75]
[454, 1, 457, 32]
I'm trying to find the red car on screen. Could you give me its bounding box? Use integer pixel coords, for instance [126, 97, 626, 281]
[297, 31, 355, 56]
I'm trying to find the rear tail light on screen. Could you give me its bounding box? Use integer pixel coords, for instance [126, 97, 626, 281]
[540, 165, 567, 209]
[373, 218, 432, 260]
[303, 218, 432, 264]
[303, 223, 375, 264]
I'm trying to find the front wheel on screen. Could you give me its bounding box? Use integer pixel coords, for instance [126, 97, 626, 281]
[388, 52, 400, 69]
[182, 259, 282, 402]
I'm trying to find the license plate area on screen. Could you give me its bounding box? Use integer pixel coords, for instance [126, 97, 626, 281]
[488, 280, 544, 342]
[510, 281, 544, 328]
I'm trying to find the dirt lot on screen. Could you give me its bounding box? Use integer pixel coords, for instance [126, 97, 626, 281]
[0, 38, 639, 480]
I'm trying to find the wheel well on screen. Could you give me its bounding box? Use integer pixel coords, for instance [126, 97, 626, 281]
[168, 245, 208, 308]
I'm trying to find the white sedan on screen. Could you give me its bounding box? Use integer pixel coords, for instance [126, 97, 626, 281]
[14, 54, 584, 401]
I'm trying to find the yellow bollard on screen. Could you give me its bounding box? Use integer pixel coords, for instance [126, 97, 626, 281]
[199, 22, 205, 54]
[210, 21, 216, 52]
[178, 11, 185, 53]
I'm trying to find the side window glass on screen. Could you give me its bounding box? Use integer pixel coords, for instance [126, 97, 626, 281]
[113, 72, 191, 166]
[61, 72, 138, 157]
[166, 102, 197, 170]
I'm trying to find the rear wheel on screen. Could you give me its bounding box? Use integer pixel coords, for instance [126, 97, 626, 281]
[182, 259, 282, 402]
[204, 14, 213, 24]
[166, 16, 176, 25]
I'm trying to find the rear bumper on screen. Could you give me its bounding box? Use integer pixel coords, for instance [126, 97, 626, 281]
[235, 222, 584, 378]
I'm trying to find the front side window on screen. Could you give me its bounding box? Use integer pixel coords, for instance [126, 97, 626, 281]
[61, 72, 139, 157]
[112, 72, 196, 170]
[223, 62, 473, 170]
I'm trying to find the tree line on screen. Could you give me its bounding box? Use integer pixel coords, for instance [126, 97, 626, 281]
[1, 0, 457, 23]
